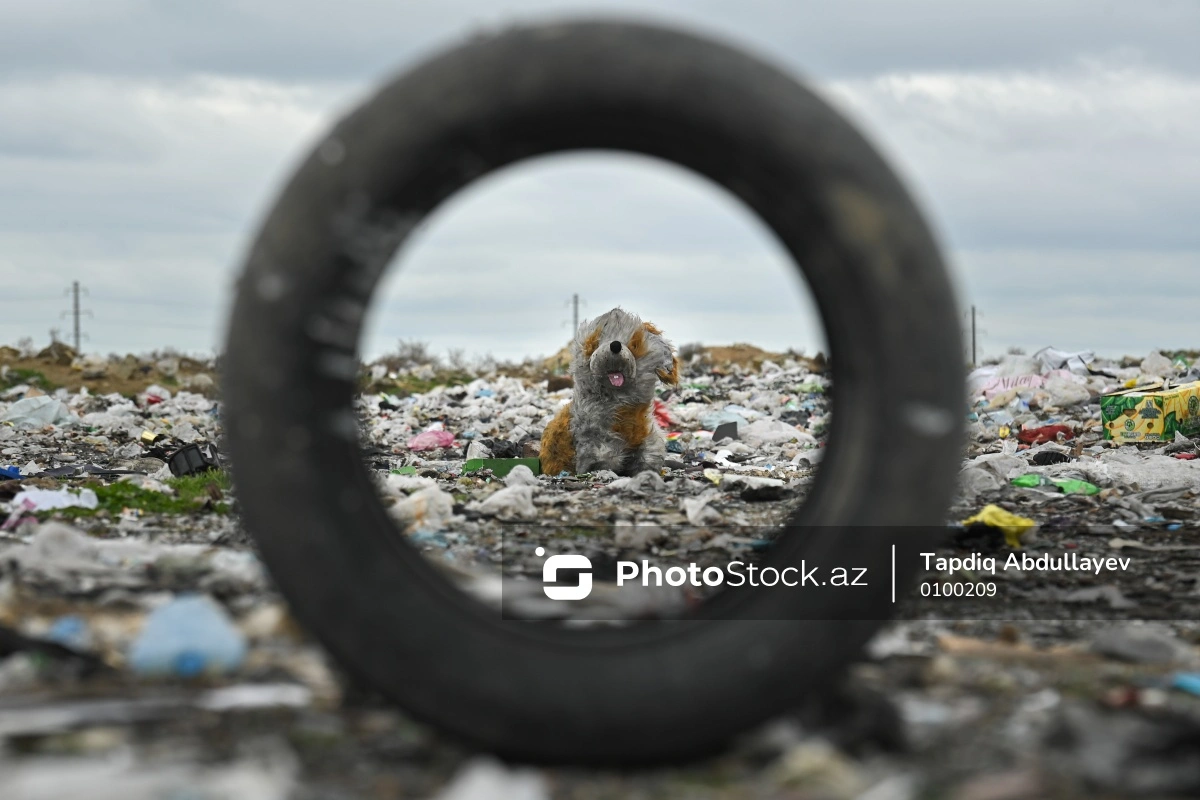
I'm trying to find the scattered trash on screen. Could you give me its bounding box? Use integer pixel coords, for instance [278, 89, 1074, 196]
[408, 429, 457, 451]
[194, 682, 313, 712]
[1101, 380, 1200, 442]
[464, 440, 493, 460]
[682, 489, 723, 525]
[712, 421, 739, 442]
[7, 486, 99, 513]
[128, 594, 247, 677]
[1048, 703, 1200, 796]
[461, 458, 541, 477]
[389, 486, 456, 533]
[1140, 351, 1176, 378]
[608, 470, 666, 494]
[960, 505, 1036, 548]
[1, 396, 77, 428]
[721, 474, 787, 501]
[167, 442, 221, 477]
[740, 419, 811, 447]
[1062, 585, 1135, 609]
[0, 621, 109, 673]
[37, 463, 143, 478]
[1171, 673, 1200, 697]
[773, 740, 866, 799]
[45, 615, 92, 651]
[466, 485, 537, 520]
[652, 398, 675, 429]
[1090, 625, 1187, 665]
[1016, 424, 1074, 445]
[431, 757, 549, 800]
[3, 338, 1200, 791]
[0, 683, 310, 737]
[699, 409, 749, 432]
[1034, 346, 1095, 374]
[503, 464, 540, 487]
[1010, 474, 1099, 495]
[1030, 450, 1070, 466]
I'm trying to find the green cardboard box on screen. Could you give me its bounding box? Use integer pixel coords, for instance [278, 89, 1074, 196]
[1100, 380, 1200, 441]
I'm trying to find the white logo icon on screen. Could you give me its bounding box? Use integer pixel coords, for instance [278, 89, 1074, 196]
[537, 547, 592, 600]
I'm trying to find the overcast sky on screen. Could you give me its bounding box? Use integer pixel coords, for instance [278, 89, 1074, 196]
[2, 0, 1198, 363]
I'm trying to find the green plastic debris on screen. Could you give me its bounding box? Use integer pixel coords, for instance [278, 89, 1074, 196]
[461, 458, 541, 477]
[390, 466, 418, 475]
[1011, 473, 1099, 495]
[1055, 479, 1100, 495]
[1011, 473, 1052, 489]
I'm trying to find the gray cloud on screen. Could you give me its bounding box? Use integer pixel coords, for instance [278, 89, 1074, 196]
[826, 62, 1200, 250]
[0, 1, 1197, 363]
[365, 153, 824, 361]
[955, 249, 1200, 358]
[4, 1, 1199, 81]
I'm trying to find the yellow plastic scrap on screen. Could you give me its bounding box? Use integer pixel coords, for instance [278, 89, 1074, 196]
[961, 504, 1036, 549]
[998, 425, 1010, 439]
[702, 468, 723, 485]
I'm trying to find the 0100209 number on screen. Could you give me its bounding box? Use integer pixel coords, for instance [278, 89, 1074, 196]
[920, 581, 997, 598]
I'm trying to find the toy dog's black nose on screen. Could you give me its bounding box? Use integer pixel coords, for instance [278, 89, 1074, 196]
[609, 341, 622, 354]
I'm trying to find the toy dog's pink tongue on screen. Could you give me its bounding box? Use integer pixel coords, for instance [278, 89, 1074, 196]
[607, 372, 625, 387]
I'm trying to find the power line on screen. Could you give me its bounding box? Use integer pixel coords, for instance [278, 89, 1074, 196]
[61, 281, 92, 352]
[564, 293, 585, 335]
[971, 305, 977, 367]
[963, 305, 986, 367]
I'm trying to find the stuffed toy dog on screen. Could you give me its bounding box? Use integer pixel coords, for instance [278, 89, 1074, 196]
[540, 308, 679, 476]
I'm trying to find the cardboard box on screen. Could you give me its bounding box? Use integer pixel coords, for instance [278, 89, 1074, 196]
[1100, 380, 1200, 441]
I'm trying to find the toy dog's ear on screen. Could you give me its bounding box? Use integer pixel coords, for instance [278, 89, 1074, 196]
[656, 355, 680, 386]
[639, 321, 679, 386]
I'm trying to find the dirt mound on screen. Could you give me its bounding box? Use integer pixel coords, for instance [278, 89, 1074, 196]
[542, 345, 572, 374]
[0, 350, 218, 398]
[699, 343, 826, 373]
[35, 342, 77, 366]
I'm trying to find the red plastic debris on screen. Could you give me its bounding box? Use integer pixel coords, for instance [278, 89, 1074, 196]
[653, 399, 675, 429]
[407, 430, 455, 451]
[145, 394, 164, 406]
[1016, 424, 1074, 445]
[1102, 686, 1141, 709]
[1175, 452, 1198, 460]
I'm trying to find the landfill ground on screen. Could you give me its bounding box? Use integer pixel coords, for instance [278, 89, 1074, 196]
[4, 343, 1200, 798]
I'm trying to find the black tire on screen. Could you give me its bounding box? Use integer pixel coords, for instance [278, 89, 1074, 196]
[224, 19, 963, 765]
